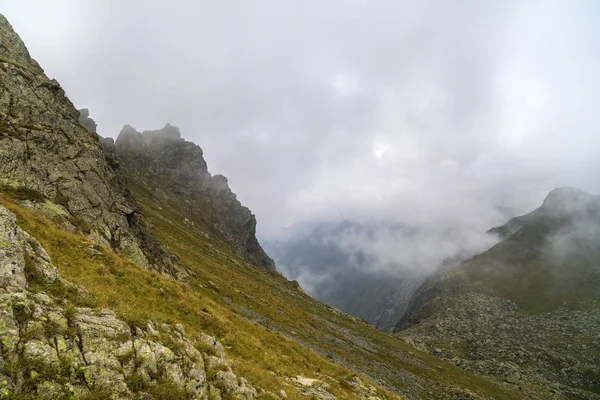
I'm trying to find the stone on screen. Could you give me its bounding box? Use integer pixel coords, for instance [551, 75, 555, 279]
[292, 376, 337, 400]
[199, 333, 226, 358]
[505, 371, 520, 384]
[294, 376, 322, 387]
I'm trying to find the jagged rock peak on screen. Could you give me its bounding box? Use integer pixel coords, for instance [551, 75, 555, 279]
[120, 123, 183, 141]
[115, 123, 210, 187]
[112, 124, 275, 271]
[157, 123, 182, 140]
[78, 108, 97, 133]
[120, 124, 139, 136]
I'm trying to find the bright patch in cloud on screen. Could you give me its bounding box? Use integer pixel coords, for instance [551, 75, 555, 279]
[331, 73, 359, 97]
[373, 143, 390, 158]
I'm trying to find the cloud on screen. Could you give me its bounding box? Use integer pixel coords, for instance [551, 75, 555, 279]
[2, 0, 600, 243]
[543, 190, 600, 264]
[329, 224, 497, 275]
[266, 219, 497, 303]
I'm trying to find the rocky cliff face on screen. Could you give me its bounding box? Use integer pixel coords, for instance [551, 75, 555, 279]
[109, 124, 275, 272]
[0, 14, 186, 280]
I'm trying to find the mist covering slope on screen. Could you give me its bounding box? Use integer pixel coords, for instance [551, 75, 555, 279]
[265, 221, 429, 332]
[395, 187, 600, 399]
[266, 219, 493, 332]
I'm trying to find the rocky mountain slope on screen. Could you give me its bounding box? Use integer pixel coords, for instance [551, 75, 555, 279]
[0, 14, 185, 281]
[395, 187, 600, 399]
[0, 12, 551, 400]
[0, 202, 258, 399]
[102, 124, 274, 271]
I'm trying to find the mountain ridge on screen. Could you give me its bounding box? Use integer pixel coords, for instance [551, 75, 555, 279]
[104, 123, 275, 272]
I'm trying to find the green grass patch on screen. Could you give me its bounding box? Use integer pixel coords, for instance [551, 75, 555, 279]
[1, 185, 46, 202]
[447, 218, 600, 314]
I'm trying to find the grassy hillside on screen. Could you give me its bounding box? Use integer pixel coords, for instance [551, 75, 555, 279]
[395, 188, 600, 399]
[0, 185, 524, 400]
[448, 200, 600, 314]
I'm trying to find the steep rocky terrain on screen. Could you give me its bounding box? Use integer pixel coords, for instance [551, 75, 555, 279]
[0, 202, 256, 398]
[1, 190, 531, 399]
[0, 201, 389, 399]
[0, 15, 185, 281]
[102, 124, 274, 272]
[0, 12, 555, 400]
[395, 187, 600, 399]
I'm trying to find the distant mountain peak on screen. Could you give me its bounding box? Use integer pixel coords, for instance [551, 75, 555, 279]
[488, 187, 598, 239]
[540, 186, 595, 217]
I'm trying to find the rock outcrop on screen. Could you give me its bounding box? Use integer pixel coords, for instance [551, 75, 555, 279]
[0, 14, 186, 280]
[111, 124, 275, 271]
[0, 203, 256, 399]
[77, 108, 97, 133]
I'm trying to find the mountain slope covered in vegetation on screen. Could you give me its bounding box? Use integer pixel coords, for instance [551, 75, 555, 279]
[395, 187, 600, 399]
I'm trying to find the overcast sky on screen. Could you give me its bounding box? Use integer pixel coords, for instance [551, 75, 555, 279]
[2, 1, 600, 240]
